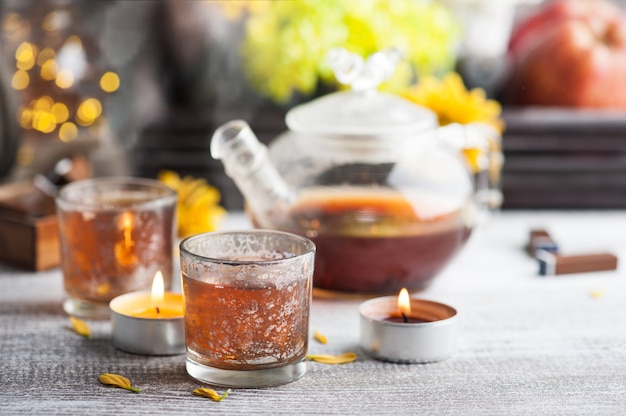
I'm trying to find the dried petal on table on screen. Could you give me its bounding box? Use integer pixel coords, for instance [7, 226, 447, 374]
[69, 316, 91, 339]
[589, 290, 605, 299]
[313, 329, 327, 344]
[98, 373, 141, 393]
[307, 352, 357, 364]
[193, 387, 231, 401]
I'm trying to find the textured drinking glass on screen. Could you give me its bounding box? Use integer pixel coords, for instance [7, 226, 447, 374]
[56, 177, 177, 319]
[180, 230, 315, 388]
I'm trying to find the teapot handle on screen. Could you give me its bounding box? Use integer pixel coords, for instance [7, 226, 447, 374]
[436, 122, 504, 222]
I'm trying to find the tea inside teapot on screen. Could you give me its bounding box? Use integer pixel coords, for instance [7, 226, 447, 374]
[287, 186, 472, 294]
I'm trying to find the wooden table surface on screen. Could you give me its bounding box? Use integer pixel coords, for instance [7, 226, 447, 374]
[1, 211, 625, 415]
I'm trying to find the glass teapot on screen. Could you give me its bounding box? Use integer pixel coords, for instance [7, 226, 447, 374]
[211, 48, 496, 295]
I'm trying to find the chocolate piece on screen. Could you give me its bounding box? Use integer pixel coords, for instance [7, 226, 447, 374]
[537, 251, 618, 276]
[528, 228, 559, 257]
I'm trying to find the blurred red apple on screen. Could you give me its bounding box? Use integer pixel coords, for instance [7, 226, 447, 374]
[504, 0, 626, 109]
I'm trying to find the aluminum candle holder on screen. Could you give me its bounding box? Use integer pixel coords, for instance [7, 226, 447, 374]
[109, 291, 185, 356]
[359, 296, 458, 363]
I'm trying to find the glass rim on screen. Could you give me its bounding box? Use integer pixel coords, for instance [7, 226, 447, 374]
[56, 176, 177, 210]
[179, 229, 316, 266]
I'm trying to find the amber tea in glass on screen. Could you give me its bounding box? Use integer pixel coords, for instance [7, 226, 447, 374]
[180, 230, 315, 388]
[56, 177, 177, 319]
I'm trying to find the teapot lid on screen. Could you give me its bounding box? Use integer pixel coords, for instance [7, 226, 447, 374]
[286, 48, 437, 137]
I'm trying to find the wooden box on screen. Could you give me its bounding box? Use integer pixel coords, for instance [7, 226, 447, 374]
[0, 181, 60, 271]
[501, 107, 626, 209]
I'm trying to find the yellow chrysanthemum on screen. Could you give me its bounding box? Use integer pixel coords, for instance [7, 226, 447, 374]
[158, 170, 227, 239]
[402, 73, 504, 134]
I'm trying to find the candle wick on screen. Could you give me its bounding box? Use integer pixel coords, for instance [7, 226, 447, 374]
[401, 311, 408, 323]
[155, 306, 160, 317]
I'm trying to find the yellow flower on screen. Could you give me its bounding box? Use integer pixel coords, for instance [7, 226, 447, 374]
[158, 170, 227, 239]
[402, 72, 504, 134]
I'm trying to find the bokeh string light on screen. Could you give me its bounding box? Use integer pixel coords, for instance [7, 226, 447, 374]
[2, 7, 120, 145]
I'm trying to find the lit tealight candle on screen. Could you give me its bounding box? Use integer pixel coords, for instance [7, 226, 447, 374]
[109, 271, 185, 355]
[126, 271, 184, 319]
[359, 288, 458, 363]
[383, 288, 433, 324]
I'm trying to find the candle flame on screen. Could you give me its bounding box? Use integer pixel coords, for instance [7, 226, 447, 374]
[397, 288, 411, 316]
[151, 271, 165, 304]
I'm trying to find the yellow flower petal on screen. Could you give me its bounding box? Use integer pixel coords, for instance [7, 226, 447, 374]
[307, 352, 357, 364]
[193, 387, 231, 401]
[69, 316, 91, 339]
[313, 329, 328, 344]
[98, 373, 141, 393]
[589, 290, 604, 299]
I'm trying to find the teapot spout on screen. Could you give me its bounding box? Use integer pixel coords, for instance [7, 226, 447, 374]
[211, 120, 295, 228]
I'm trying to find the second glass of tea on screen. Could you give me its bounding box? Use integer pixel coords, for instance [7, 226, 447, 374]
[56, 177, 177, 319]
[180, 230, 315, 388]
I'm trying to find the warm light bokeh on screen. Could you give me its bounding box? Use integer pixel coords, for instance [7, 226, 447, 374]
[100, 71, 120, 93]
